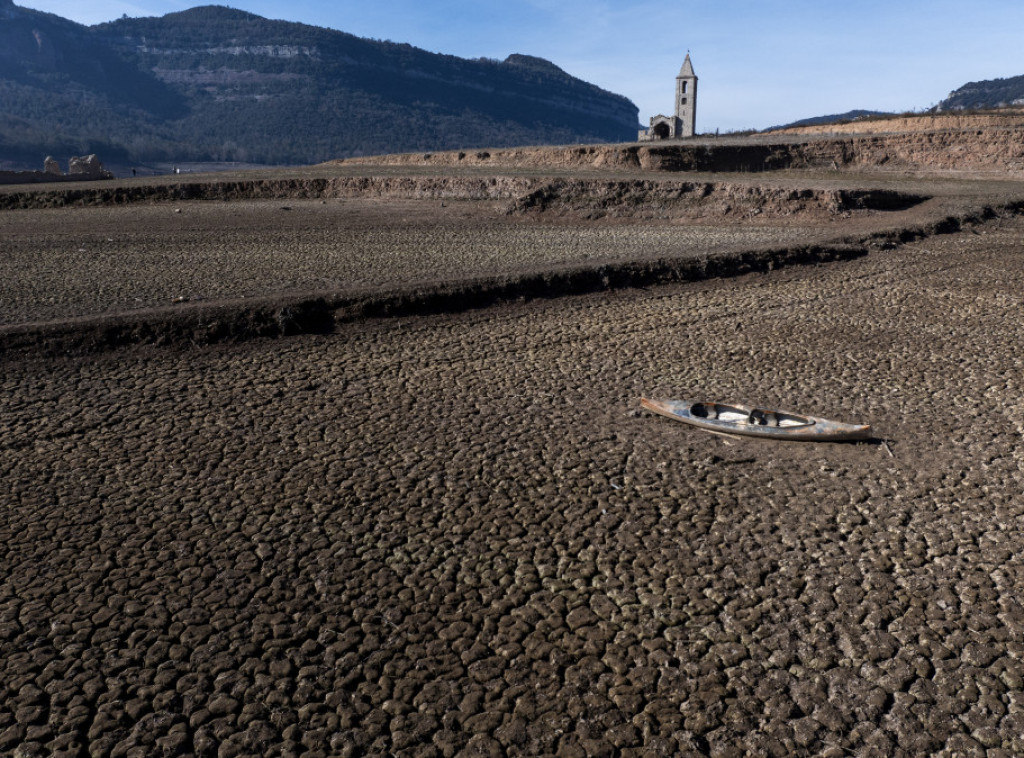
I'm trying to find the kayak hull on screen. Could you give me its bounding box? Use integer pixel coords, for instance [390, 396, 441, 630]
[640, 398, 871, 441]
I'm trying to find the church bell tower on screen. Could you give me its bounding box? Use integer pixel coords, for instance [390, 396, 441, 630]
[675, 54, 697, 138]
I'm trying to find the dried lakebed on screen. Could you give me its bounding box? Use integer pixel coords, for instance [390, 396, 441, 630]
[0, 198, 825, 327]
[2, 217, 1024, 755]
[0, 175, 959, 332]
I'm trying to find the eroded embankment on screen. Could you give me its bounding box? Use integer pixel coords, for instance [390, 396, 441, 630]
[342, 127, 1024, 173]
[505, 180, 926, 219]
[0, 242, 866, 358]
[0, 176, 532, 210]
[0, 174, 927, 222]
[0, 201, 1005, 359]
[639, 131, 1024, 173]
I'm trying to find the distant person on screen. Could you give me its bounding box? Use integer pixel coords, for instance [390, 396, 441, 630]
[132, 168, 137, 177]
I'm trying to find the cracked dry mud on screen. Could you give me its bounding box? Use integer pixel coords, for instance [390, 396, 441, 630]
[2, 213, 1024, 756]
[0, 197, 829, 327]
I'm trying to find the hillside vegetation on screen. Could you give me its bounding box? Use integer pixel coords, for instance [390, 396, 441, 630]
[0, 1, 639, 166]
[936, 74, 1024, 111]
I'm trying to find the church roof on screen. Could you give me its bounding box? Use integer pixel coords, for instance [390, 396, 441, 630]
[678, 54, 696, 79]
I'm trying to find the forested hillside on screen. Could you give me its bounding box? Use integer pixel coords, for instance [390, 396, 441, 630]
[0, 1, 640, 166]
[937, 74, 1024, 111]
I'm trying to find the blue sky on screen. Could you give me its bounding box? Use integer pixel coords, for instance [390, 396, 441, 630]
[21, 0, 1024, 131]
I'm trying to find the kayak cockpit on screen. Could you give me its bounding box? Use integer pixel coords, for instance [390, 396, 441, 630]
[690, 402, 814, 429]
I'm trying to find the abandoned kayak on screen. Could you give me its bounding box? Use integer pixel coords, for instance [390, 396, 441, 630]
[640, 398, 871, 441]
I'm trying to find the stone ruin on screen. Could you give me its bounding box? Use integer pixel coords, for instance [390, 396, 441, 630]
[63, 154, 110, 178]
[0, 154, 113, 185]
[40, 154, 111, 178]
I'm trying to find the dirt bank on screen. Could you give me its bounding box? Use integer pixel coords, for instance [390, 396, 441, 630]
[0, 174, 930, 214]
[353, 132, 1024, 174]
[341, 112, 1024, 174]
[504, 180, 927, 219]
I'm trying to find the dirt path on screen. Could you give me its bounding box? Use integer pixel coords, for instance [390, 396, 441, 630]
[2, 217, 1023, 755]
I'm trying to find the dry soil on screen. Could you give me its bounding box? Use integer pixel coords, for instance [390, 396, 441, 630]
[2, 145, 1024, 756]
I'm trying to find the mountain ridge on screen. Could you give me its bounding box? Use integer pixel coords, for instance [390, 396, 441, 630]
[0, 2, 640, 166]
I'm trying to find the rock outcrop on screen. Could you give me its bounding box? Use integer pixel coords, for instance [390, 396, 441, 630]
[43, 156, 62, 176]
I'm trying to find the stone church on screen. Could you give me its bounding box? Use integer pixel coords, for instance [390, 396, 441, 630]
[638, 54, 697, 141]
